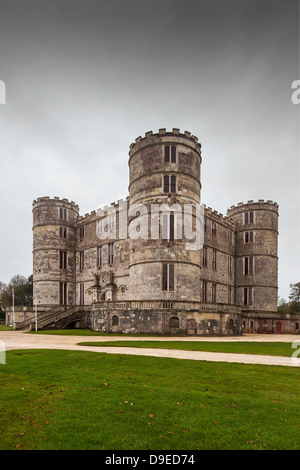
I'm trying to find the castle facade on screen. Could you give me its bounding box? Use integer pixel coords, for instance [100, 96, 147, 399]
[31, 128, 280, 335]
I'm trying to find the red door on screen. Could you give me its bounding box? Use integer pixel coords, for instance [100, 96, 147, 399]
[276, 322, 281, 334]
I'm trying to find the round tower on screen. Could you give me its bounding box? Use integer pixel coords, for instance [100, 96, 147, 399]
[32, 197, 79, 306]
[226, 200, 279, 313]
[128, 128, 202, 301]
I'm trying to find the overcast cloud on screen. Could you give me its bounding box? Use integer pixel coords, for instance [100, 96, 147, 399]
[0, 0, 299, 300]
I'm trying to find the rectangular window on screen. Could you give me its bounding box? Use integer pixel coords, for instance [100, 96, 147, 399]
[59, 282, 67, 305]
[163, 175, 176, 193]
[108, 214, 116, 231]
[79, 226, 84, 239]
[164, 146, 170, 163]
[244, 256, 253, 275]
[171, 145, 176, 163]
[80, 251, 84, 271]
[244, 287, 253, 306]
[108, 243, 114, 264]
[202, 246, 207, 267]
[212, 249, 217, 270]
[162, 264, 174, 291]
[204, 217, 207, 232]
[212, 283, 217, 303]
[245, 231, 254, 243]
[228, 256, 232, 275]
[228, 286, 232, 304]
[59, 208, 67, 220]
[169, 213, 174, 241]
[164, 145, 176, 163]
[80, 283, 84, 306]
[59, 227, 67, 238]
[228, 230, 232, 243]
[169, 264, 174, 291]
[212, 221, 217, 236]
[97, 246, 103, 267]
[163, 175, 169, 193]
[202, 281, 207, 302]
[162, 213, 174, 241]
[170, 175, 176, 193]
[59, 251, 67, 269]
[162, 263, 168, 291]
[244, 212, 254, 224]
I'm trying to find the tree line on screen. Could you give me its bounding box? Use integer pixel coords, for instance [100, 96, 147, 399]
[0, 275, 33, 319]
[278, 282, 300, 314]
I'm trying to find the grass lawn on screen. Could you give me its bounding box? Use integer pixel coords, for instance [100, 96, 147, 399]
[0, 349, 299, 450]
[78, 340, 296, 358]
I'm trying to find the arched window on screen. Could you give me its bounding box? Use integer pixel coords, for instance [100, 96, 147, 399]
[112, 315, 119, 326]
[170, 316, 179, 328]
[228, 319, 234, 329]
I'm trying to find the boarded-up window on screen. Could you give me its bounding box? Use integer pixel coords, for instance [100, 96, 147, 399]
[170, 316, 179, 328]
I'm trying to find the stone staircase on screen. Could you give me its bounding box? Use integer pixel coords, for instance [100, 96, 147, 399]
[15, 305, 84, 331]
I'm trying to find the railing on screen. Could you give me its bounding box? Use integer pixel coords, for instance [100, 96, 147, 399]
[93, 300, 242, 314]
[15, 305, 92, 330]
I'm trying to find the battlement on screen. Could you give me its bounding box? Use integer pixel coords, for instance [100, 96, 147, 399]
[203, 204, 236, 228]
[32, 196, 79, 212]
[227, 199, 279, 216]
[129, 128, 201, 157]
[76, 197, 129, 224]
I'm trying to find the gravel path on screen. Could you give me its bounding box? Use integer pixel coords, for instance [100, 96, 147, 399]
[1, 331, 300, 367]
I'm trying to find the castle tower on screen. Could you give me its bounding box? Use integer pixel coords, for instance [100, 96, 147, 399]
[227, 200, 279, 313]
[128, 128, 202, 301]
[32, 197, 79, 306]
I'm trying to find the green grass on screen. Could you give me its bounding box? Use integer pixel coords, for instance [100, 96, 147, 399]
[0, 349, 299, 450]
[0, 326, 12, 331]
[78, 340, 296, 358]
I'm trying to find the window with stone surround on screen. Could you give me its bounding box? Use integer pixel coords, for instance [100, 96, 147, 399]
[97, 246, 103, 267]
[212, 283, 217, 303]
[202, 246, 207, 267]
[59, 207, 67, 220]
[212, 221, 217, 236]
[163, 175, 176, 193]
[79, 226, 85, 239]
[212, 249, 217, 270]
[228, 286, 232, 304]
[108, 243, 115, 265]
[244, 231, 254, 243]
[162, 213, 174, 241]
[80, 283, 84, 306]
[244, 211, 254, 224]
[59, 227, 67, 238]
[202, 281, 207, 302]
[244, 287, 253, 306]
[59, 282, 67, 305]
[244, 256, 254, 275]
[164, 145, 176, 163]
[79, 251, 84, 271]
[59, 250, 67, 270]
[228, 256, 232, 275]
[162, 263, 174, 291]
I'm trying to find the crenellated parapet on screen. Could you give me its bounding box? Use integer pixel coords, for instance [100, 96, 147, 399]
[129, 128, 201, 159]
[227, 199, 279, 217]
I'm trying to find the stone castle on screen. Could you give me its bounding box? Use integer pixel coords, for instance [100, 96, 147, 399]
[20, 128, 284, 336]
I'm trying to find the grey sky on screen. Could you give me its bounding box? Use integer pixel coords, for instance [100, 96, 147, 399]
[0, 0, 299, 300]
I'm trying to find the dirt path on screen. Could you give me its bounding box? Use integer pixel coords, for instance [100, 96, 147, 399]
[0, 331, 299, 367]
